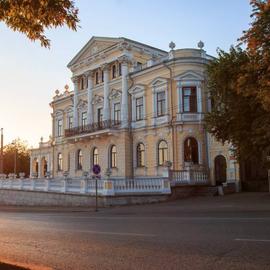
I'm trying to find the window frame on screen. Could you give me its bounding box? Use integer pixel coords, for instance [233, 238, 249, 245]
[93, 147, 99, 166]
[77, 149, 83, 170]
[57, 153, 63, 171]
[57, 119, 63, 137]
[184, 137, 199, 164]
[156, 91, 166, 117]
[113, 102, 121, 122]
[136, 97, 144, 121]
[136, 143, 145, 167]
[158, 140, 168, 166]
[182, 86, 197, 113]
[110, 145, 117, 168]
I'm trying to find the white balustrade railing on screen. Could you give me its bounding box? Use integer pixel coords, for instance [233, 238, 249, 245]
[170, 169, 209, 185]
[0, 177, 171, 196]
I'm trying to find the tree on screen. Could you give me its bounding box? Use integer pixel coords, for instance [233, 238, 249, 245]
[238, 0, 270, 111]
[0, 0, 79, 48]
[205, 47, 270, 161]
[3, 138, 30, 176]
[205, 0, 270, 162]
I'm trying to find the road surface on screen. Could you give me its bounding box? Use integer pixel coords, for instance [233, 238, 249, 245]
[0, 193, 269, 270]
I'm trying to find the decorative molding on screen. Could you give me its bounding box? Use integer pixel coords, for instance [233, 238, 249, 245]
[92, 94, 104, 105]
[174, 70, 204, 81]
[109, 89, 122, 100]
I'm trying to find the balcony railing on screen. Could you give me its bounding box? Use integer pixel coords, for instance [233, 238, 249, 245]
[65, 120, 121, 137]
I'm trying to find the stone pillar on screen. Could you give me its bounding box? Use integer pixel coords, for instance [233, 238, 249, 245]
[38, 156, 42, 178]
[29, 156, 33, 178]
[102, 64, 110, 121]
[86, 71, 94, 125]
[119, 56, 129, 127]
[72, 76, 79, 127]
[197, 84, 202, 113]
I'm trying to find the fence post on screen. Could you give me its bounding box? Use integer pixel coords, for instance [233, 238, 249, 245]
[103, 180, 115, 196]
[162, 178, 171, 194]
[80, 179, 87, 194]
[31, 179, 35, 191]
[45, 179, 50, 191]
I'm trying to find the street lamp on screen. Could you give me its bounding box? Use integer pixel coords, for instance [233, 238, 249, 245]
[12, 141, 17, 176]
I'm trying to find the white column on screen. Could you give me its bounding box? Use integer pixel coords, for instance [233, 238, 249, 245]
[120, 57, 129, 127]
[197, 84, 202, 113]
[177, 82, 183, 113]
[102, 65, 110, 121]
[86, 71, 94, 124]
[72, 76, 79, 127]
[38, 156, 42, 178]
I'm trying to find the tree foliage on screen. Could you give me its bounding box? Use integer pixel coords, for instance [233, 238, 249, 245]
[0, 0, 79, 48]
[205, 0, 270, 161]
[3, 138, 30, 176]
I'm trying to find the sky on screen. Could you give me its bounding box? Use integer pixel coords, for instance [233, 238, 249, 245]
[0, 0, 252, 147]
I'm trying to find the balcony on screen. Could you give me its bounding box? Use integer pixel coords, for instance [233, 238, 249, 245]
[65, 120, 121, 137]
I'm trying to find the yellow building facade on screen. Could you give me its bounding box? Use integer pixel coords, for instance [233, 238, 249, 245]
[30, 36, 238, 186]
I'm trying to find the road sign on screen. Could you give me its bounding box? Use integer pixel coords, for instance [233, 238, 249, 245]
[92, 164, 101, 175]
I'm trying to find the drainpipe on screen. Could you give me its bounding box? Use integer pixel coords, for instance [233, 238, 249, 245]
[162, 61, 176, 171]
[127, 74, 135, 178]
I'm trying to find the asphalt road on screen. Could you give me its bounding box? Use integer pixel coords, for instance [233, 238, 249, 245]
[0, 193, 270, 270]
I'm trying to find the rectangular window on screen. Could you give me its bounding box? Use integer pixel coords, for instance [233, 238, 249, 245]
[57, 119, 62, 137]
[97, 108, 103, 124]
[157, 91, 166, 117]
[114, 103, 121, 121]
[112, 65, 116, 79]
[136, 97, 144, 121]
[95, 71, 99, 84]
[101, 70, 104, 82]
[118, 63, 122, 76]
[81, 112, 87, 128]
[183, 87, 197, 112]
[68, 116, 73, 129]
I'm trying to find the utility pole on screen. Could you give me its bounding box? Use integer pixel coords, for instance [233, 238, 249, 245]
[0, 128, 3, 173]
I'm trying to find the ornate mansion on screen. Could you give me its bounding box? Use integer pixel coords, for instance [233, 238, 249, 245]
[30, 36, 238, 185]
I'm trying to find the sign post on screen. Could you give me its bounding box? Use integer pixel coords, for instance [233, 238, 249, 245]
[92, 164, 101, 212]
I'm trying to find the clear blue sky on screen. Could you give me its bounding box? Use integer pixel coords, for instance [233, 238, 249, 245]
[0, 0, 252, 147]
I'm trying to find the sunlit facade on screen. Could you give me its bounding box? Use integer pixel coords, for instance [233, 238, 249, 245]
[30, 36, 238, 185]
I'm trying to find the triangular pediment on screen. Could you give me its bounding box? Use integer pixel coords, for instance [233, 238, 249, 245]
[129, 84, 146, 95]
[68, 37, 120, 67]
[174, 71, 204, 81]
[151, 77, 168, 87]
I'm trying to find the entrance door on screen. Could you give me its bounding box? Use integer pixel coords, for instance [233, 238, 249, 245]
[214, 155, 227, 185]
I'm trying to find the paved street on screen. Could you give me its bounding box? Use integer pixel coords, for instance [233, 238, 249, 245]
[0, 193, 270, 270]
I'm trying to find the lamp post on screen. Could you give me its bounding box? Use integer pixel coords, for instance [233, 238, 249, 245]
[0, 128, 3, 174]
[12, 141, 17, 175]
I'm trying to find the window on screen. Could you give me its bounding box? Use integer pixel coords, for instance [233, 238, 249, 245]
[110, 145, 117, 168]
[114, 103, 121, 121]
[93, 148, 99, 165]
[112, 65, 116, 79]
[95, 71, 99, 84]
[101, 70, 104, 83]
[81, 112, 87, 128]
[184, 137, 198, 164]
[157, 91, 166, 117]
[97, 108, 103, 124]
[158, 140, 168, 166]
[136, 97, 144, 121]
[57, 119, 63, 137]
[77, 149, 83, 170]
[68, 116, 73, 129]
[118, 63, 122, 76]
[80, 77, 84, 90]
[137, 143, 145, 167]
[57, 153, 63, 171]
[183, 87, 197, 112]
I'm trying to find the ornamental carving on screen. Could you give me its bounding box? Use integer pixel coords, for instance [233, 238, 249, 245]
[109, 89, 122, 100]
[92, 94, 104, 105]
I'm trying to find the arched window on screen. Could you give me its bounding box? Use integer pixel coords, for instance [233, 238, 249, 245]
[77, 149, 83, 170]
[158, 140, 168, 166]
[110, 145, 117, 168]
[184, 137, 198, 164]
[137, 143, 145, 167]
[57, 153, 63, 171]
[93, 147, 99, 165]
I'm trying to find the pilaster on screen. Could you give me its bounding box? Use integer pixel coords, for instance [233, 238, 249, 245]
[72, 76, 79, 127]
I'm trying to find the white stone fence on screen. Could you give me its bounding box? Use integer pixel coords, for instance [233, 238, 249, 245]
[0, 177, 171, 196]
[169, 169, 209, 186]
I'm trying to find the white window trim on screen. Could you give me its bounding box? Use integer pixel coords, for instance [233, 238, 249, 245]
[129, 85, 146, 129]
[151, 78, 169, 126]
